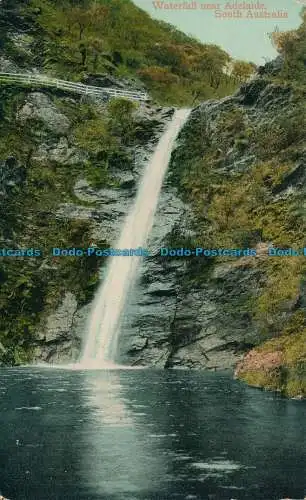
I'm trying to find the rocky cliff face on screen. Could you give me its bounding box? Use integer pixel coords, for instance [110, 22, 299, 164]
[0, 70, 176, 364]
[115, 61, 302, 372]
[117, 185, 263, 370]
[136, 58, 304, 397]
[2, 70, 262, 371]
[0, 46, 305, 397]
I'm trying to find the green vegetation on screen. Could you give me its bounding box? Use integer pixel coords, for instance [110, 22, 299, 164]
[230, 60, 256, 83]
[239, 326, 306, 398]
[0, 0, 248, 105]
[270, 9, 306, 86]
[0, 82, 160, 365]
[0, 87, 110, 364]
[168, 11, 306, 397]
[0, 83, 142, 364]
[72, 98, 138, 187]
[0, 0, 305, 397]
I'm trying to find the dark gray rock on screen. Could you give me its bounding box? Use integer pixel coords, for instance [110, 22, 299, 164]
[31, 103, 175, 363]
[33, 292, 81, 364]
[113, 59, 301, 371]
[33, 138, 87, 166]
[36, 292, 78, 343]
[272, 158, 306, 194]
[257, 56, 283, 77]
[127, 337, 148, 353]
[56, 203, 100, 222]
[0, 156, 26, 197]
[112, 171, 136, 189]
[82, 74, 126, 89]
[82, 73, 147, 93]
[17, 92, 71, 136]
[255, 83, 292, 111]
[0, 56, 19, 72]
[8, 33, 34, 58]
[74, 179, 103, 203]
[118, 252, 264, 370]
[235, 78, 269, 106]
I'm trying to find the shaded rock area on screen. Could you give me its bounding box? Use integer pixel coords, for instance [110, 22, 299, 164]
[118, 239, 263, 369]
[114, 69, 305, 371]
[36, 71, 297, 370]
[0, 155, 26, 197]
[32, 293, 93, 364]
[54, 106, 176, 247]
[33, 137, 86, 166]
[0, 56, 20, 72]
[17, 92, 71, 135]
[33, 292, 79, 363]
[82, 73, 147, 94]
[1, 52, 303, 383]
[31, 103, 176, 363]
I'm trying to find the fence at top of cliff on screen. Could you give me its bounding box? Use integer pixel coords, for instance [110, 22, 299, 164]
[0, 72, 150, 102]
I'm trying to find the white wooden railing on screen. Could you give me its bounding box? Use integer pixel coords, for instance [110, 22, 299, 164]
[0, 72, 150, 102]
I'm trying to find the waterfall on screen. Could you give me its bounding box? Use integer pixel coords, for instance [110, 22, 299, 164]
[81, 108, 191, 367]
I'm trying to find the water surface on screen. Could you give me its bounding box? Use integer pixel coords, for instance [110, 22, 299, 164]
[0, 368, 305, 500]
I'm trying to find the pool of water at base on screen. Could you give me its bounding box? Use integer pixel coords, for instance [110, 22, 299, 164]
[0, 367, 305, 500]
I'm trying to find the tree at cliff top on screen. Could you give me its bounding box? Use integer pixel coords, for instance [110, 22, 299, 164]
[270, 7, 306, 84]
[1, 0, 240, 105]
[231, 60, 257, 83]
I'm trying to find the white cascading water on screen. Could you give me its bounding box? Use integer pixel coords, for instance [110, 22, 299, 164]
[81, 108, 191, 368]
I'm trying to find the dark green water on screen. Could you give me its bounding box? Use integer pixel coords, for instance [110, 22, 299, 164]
[0, 368, 305, 500]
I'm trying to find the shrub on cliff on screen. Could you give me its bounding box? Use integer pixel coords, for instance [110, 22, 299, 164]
[1, 0, 239, 105]
[270, 8, 306, 85]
